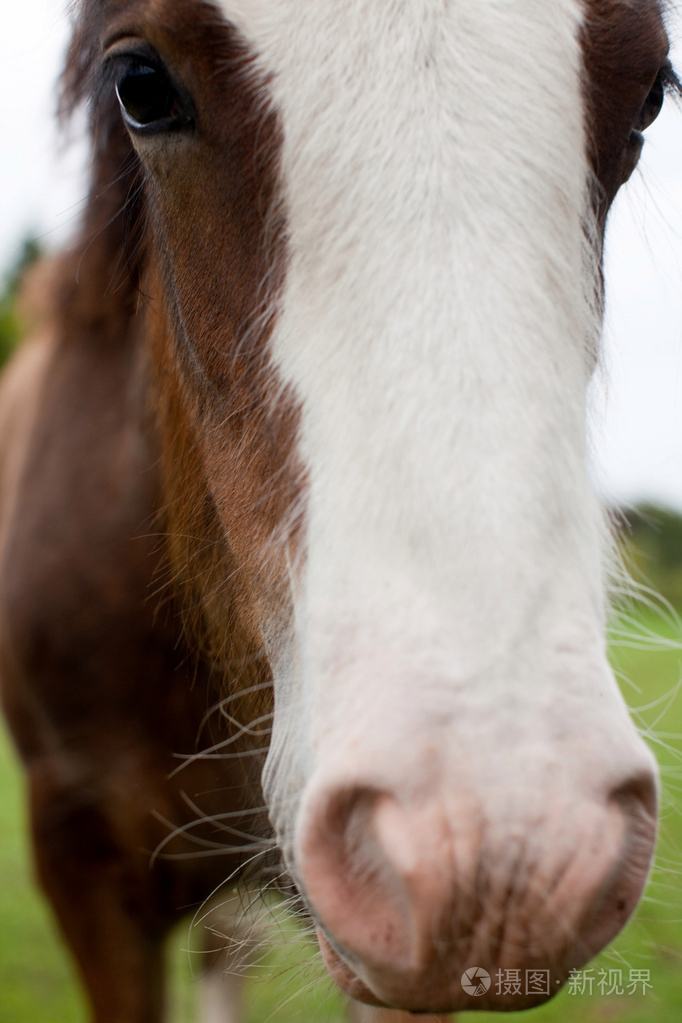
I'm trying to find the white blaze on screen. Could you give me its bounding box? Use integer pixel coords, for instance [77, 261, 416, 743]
[213, 0, 652, 852]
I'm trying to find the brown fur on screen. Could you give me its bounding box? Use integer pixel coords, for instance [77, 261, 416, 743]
[1, 4, 289, 1020]
[0, 0, 673, 1020]
[583, 0, 671, 216]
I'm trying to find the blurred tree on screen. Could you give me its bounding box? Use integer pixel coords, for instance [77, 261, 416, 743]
[0, 235, 43, 366]
[620, 504, 682, 610]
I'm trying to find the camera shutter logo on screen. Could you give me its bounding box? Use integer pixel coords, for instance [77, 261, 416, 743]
[461, 967, 492, 997]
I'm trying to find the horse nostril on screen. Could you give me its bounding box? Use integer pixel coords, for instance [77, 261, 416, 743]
[297, 782, 449, 977]
[609, 768, 659, 825]
[568, 768, 659, 972]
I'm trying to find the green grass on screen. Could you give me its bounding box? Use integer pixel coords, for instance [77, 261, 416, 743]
[1, 608, 681, 1022]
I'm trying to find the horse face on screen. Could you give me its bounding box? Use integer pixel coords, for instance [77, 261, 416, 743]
[92, 0, 671, 1010]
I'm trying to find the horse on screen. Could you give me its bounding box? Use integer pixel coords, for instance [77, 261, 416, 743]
[0, 0, 677, 1019]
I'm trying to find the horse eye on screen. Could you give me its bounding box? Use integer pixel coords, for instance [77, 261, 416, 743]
[637, 73, 665, 133]
[114, 59, 193, 135]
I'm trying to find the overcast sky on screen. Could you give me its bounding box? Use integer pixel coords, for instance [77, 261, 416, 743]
[2, 3, 682, 511]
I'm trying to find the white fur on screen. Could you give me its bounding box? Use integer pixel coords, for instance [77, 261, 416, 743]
[213, 1, 656, 858]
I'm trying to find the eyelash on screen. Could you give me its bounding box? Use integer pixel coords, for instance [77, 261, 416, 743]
[660, 60, 682, 99]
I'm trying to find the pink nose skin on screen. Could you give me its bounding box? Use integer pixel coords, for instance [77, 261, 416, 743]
[296, 774, 658, 1013]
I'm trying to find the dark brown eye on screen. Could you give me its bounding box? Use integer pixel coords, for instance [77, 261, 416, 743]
[114, 57, 194, 135]
[636, 72, 666, 133]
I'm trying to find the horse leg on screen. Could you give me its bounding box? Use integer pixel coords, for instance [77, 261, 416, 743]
[198, 894, 267, 1023]
[348, 1005, 454, 1023]
[28, 766, 167, 1023]
[199, 960, 248, 1023]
